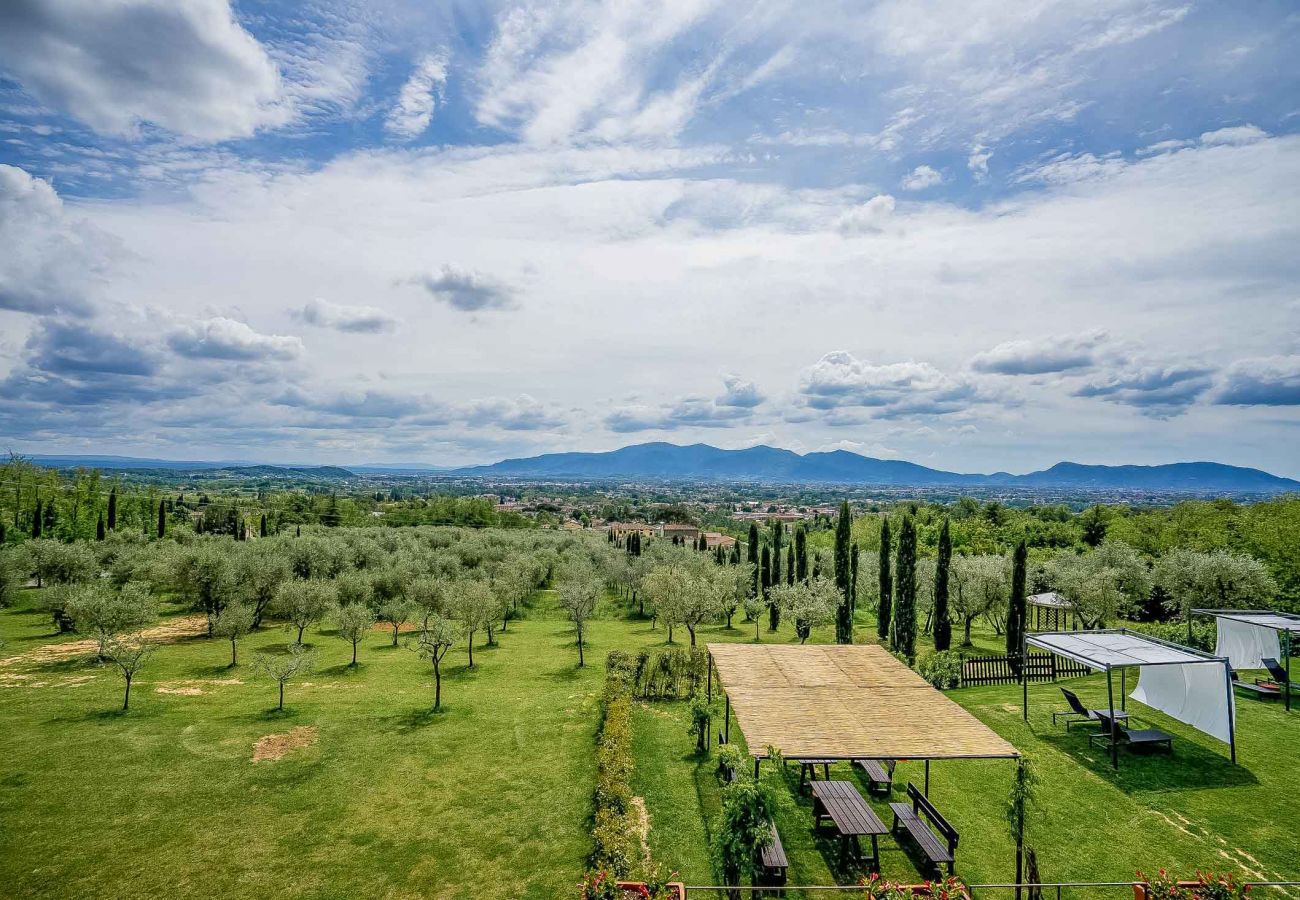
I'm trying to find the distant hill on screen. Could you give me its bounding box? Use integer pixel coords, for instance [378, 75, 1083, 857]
[219, 465, 356, 479]
[27, 454, 247, 471]
[454, 442, 1300, 494]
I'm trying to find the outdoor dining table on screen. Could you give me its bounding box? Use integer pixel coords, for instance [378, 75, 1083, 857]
[811, 780, 887, 870]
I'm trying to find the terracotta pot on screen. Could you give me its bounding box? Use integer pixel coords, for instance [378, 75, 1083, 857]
[1133, 881, 1204, 900]
[614, 881, 687, 899]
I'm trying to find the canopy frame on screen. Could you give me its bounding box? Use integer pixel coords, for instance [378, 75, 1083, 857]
[1193, 609, 1300, 711]
[1022, 628, 1236, 769]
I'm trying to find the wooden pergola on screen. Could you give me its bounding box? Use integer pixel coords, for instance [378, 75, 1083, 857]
[706, 643, 1020, 785]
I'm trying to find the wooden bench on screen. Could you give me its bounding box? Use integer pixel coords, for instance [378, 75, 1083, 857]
[756, 821, 789, 889]
[854, 758, 895, 796]
[1232, 672, 1281, 700]
[811, 780, 887, 870]
[889, 783, 958, 876]
[792, 757, 836, 792]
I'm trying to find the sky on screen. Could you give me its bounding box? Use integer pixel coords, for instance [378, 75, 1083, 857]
[1, 0, 1298, 476]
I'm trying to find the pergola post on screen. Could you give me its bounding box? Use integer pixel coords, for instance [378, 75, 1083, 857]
[924, 760, 931, 796]
[1022, 631, 1029, 722]
[1224, 662, 1237, 765]
[707, 653, 713, 703]
[1121, 667, 1126, 712]
[1106, 667, 1118, 770]
[1286, 632, 1293, 713]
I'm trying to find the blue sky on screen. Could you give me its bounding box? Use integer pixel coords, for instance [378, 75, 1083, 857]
[1, 0, 1298, 474]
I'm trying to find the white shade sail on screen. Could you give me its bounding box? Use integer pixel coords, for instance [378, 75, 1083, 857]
[1214, 615, 1283, 671]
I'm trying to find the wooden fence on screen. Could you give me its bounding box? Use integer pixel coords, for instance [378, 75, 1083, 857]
[961, 651, 1092, 687]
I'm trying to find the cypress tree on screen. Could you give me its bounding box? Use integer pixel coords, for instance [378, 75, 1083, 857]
[32, 500, 42, 538]
[107, 488, 117, 531]
[893, 516, 917, 663]
[785, 544, 794, 586]
[762, 545, 779, 630]
[833, 500, 854, 644]
[1008, 540, 1028, 668]
[96, 512, 105, 541]
[260, 513, 268, 538]
[747, 522, 759, 564]
[934, 519, 952, 651]
[795, 526, 808, 582]
[157, 500, 166, 538]
[772, 520, 783, 586]
[43, 500, 55, 533]
[876, 518, 892, 641]
[850, 543, 859, 611]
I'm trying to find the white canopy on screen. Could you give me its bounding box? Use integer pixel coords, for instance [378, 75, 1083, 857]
[1027, 630, 1236, 747]
[1028, 591, 1073, 609]
[1194, 611, 1299, 672]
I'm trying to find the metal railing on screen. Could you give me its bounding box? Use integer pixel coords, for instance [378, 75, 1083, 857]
[679, 881, 1300, 898]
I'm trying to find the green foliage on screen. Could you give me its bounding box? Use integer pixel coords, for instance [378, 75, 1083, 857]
[711, 772, 775, 883]
[592, 667, 638, 878]
[917, 650, 964, 689]
[934, 519, 952, 651]
[893, 517, 918, 663]
[688, 695, 715, 752]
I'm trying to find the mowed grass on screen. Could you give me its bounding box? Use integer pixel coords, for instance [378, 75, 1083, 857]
[3, 587, 1300, 898]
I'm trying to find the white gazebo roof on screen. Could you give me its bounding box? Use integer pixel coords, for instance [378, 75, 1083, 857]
[1026, 630, 1220, 670]
[1028, 591, 1074, 610]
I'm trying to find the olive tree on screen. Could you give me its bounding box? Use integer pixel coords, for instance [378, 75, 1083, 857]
[1154, 549, 1277, 621]
[773, 577, 839, 643]
[274, 579, 335, 643]
[104, 635, 154, 711]
[1048, 542, 1151, 628]
[410, 615, 460, 710]
[449, 579, 496, 669]
[950, 555, 1008, 647]
[334, 603, 375, 666]
[557, 559, 601, 666]
[252, 643, 316, 711]
[65, 581, 156, 661]
[236, 546, 289, 627]
[376, 598, 418, 646]
[212, 602, 256, 667]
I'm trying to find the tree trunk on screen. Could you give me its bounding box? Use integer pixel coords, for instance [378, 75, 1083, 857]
[433, 659, 442, 710]
[577, 627, 585, 667]
[296, 624, 306, 644]
[964, 616, 974, 646]
[351, 641, 358, 666]
[123, 674, 132, 711]
[688, 625, 696, 647]
[392, 625, 400, 647]
[468, 633, 474, 668]
[230, 639, 237, 667]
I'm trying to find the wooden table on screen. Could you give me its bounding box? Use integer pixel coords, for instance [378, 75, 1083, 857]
[811, 780, 887, 870]
[792, 757, 836, 791]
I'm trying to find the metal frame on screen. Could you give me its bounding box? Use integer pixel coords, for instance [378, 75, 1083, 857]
[1192, 609, 1300, 711]
[1023, 628, 1236, 769]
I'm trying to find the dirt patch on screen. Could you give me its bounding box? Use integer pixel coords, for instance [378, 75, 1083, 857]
[629, 796, 652, 871]
[58, 675, 98, 688]
[252, 726, 319, 763]
[0, 615, 209, 671]
[157, 686, 204, 696]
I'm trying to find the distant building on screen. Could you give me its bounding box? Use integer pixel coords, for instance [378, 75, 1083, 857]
[702, 532, 736, 550]
[607, 522, 659, 538]
[662, 523, 701, 542]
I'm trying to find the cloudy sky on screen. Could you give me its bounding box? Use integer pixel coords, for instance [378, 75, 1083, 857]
[1, 0, 1298, 475]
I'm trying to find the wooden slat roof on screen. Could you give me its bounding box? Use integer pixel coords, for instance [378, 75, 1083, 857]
[708, 643, 1020, 761]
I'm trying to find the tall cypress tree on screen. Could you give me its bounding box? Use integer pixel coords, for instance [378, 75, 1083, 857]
[32, 499, 42, 538]
[850, 543, 859, 611]
[876, 518, 892, 641]
[934, 519, 953, 651]
[747, 523, 759, 564]
[107, 488, 117, 531]
[833, 500, 854, 644]
[785, 544, 794, 586]
[795, 526, 808, 582]
[1008, 540, 1028, 668]
[893, 516, 917, 663]
[96, 512, 105, 541]
[260, 513, 268, 538]
[772, 520, 783, 586]
[157, 500, 166, 539]
[762, 545, 779, 630]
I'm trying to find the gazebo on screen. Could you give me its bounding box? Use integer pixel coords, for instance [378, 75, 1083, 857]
[1028, 592, 1077, 631]
[1023, 629, 1237, 768]
[706, 643, 1020, 788]
[1193, 609, 1300, 711]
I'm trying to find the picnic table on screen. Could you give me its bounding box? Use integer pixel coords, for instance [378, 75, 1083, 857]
[792, 757, 836, 791]
[811, 780, 887, 870]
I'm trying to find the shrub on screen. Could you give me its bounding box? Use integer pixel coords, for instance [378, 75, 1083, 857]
[1126, 621, 1216, 653]
[591, 665, 638, 877]
[917, 650, 963, 689]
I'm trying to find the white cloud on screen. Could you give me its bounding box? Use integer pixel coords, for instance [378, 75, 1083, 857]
[797, 351, 980, 417]
[971, 332, 1108, 375]
[1213, 356, 1300, 406]
[1200, 124, 1268, 147]
[385, 53, 449, 140]
[412, 265, 518, 312]
[0, 0, 287, 142]
[168, 317, 303, 361]
[900, 165, 944, 191]
[836, 194, 895, 234]
[296, 299, 400, 334]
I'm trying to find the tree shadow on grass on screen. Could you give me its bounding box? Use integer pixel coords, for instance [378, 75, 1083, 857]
[319, 662, 364, 677]
[1038, 729, 1257, 791]
[45, 705, 153, 725]
[386, 706, 449, 733]
[25, 654, 100, 674]
[544, 662, 587, 681]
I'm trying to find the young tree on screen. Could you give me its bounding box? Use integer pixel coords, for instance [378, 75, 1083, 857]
[237, 546, 290, 627]
[104, 635, 153, 711]
[877, 518, 892, 641]
[213, 602, 256, 667]
[376, 598, 418, 647]
[557, 560, 600, 666]
[334, 603, 375, 666]
[1007, 540, 1028, 665]
[450, 579, 496, 669]
[893, 517, 918, 663]
[274, 579, 335, 644]
[833, 500, 854, 644]
[933, 519, 953, 651]
[773, 577, 839, 643]
[742, 590, 767, 642]
[644, 563, 689, 644]
[66, 581, 156, 661]
[951, 555, 1010, 646]
[252, 643, 316, 711]
[410, 616, 460, 710]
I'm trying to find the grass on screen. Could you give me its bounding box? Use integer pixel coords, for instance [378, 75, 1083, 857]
[3, 588, 1299, 898]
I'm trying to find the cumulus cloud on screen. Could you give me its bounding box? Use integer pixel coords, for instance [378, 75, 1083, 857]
[1213, 356, 1300, 406]
[971, 332, 1107, 375]
[797, 351, 978, 417]
[718, 375, 764, 409]
[900, 165, 944, 191]
[274, 386, 433, 420]
[1200, 124, 1268, 147]
[413, 265, 518, 312]
[463, 395, 567, 431]
[385, 53, 448, 140]
[0, 0, 287, 142]
[968, 145, 992, 179]
[168, 317, 303, 361]
[0, 165, 114, 316]
[836, 195, 895, 234]
[605, 376, 765, 433]
[1074, 364, 1214, 415]
[295, 298, 399, 334]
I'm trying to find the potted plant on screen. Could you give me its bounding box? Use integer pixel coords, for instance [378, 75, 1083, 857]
[1133, 870, 1250, 900]
[860, 874, 972, 900]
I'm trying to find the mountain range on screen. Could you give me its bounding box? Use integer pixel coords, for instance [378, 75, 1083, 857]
[453, 442, 1300, 493]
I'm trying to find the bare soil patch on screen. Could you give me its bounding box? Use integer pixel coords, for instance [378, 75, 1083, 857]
[0, 616, 208, 671]
[252, 726, 319, 763]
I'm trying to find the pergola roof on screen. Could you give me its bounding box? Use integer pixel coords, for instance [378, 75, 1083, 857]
[1193, 609, 1300, 633]
[1026, 629, 1225, 670]
[1028, 591, 1074, 610]
[707, 643, 1020, 761]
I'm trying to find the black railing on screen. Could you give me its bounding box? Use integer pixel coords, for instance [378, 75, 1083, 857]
[961, 652, 1092, 687]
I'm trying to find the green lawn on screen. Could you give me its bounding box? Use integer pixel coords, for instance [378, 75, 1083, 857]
[3, 588, 1299, 898]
